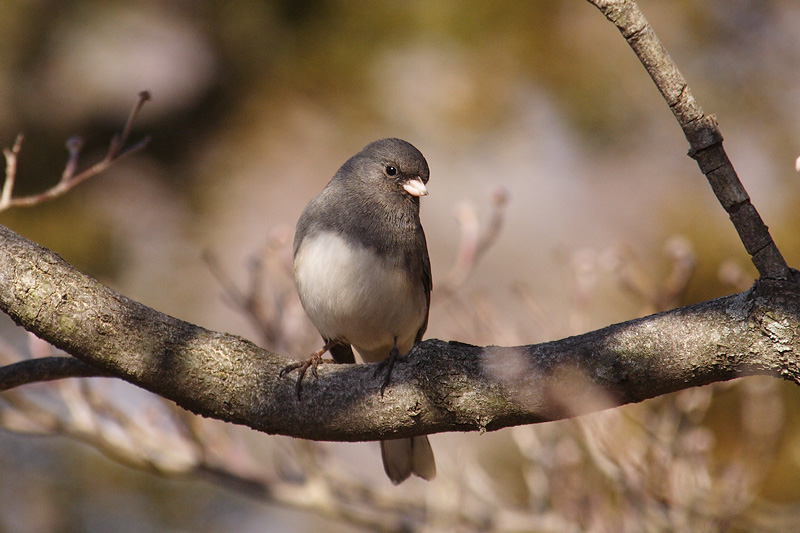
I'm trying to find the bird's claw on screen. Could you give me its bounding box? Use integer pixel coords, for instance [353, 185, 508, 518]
[280, 351, 332, 400]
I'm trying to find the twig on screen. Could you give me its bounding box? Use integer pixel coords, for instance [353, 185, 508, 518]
[1, 134, 23, 207]
[440, 186, 509, 294]
[606, 237, 696, 313]
[203, 227, 297, 351]
[0, 91, 151, 212]
[586, 0, 792, 281]
[203, 249, 280, 348]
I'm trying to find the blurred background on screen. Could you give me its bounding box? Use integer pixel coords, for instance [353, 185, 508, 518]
[1, 0, 800, 531]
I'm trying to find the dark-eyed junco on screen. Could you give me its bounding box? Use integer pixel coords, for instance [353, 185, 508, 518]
[281, 138, 435, 484]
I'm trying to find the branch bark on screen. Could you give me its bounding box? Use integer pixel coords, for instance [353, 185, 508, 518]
[0, 224, 797, 442]
[0, 356, 105, 390]
[0, 0, 797, 448]
[587, 0, 792, 281]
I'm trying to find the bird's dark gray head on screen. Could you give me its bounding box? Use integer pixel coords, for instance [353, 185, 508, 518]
[361, 137, 429, 183]
[336, 138, 430, 198]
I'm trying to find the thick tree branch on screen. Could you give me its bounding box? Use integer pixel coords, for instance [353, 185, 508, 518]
[587, 0, 792, 281]
[0, 2, 797, 450]
[0, 356, 106, 390]
[0, 223, 797, 442]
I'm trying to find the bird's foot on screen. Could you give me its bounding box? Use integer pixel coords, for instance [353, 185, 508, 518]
[374, 344, 402, 396]
[280, 342, 335, 400]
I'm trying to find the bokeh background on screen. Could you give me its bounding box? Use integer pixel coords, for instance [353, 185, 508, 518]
[2, 0, 800, 531]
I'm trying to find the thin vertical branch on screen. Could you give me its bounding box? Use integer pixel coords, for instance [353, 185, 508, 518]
[586, 0, 792, 281]
[1, 134, 23, 207]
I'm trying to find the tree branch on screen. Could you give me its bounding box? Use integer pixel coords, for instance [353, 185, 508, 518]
[0, 91, 151, 212]
[586, 0, 792, 281]
[0, 356, 106, 390]
[0, 223, 797, 441]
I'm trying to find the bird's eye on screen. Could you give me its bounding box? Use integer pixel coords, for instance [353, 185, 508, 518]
[385, 165, 397, 176]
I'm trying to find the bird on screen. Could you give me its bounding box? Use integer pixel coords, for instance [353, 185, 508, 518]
[281, 138, 435, 484]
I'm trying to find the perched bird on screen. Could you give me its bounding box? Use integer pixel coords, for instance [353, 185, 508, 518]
[282, 138, 435, 484]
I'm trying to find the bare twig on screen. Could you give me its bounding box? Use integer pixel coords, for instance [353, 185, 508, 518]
[0, 91, 151, 212]
[204, 250, 280, 349]
[1, 134, 23, 207]
[203, 250, 269, 339]
[61, 136, 84, 182]
[586, 0, 792, 281]
[606, 236, 696, 314]
[440, 186, 509, 294]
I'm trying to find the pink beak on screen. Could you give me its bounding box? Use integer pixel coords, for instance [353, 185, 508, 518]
[402, 177, 428, 197]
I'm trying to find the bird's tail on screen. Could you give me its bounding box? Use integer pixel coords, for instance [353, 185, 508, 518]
[380, 435, 436, 484]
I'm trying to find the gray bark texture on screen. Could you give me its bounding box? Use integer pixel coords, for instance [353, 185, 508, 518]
[0, 0, 797, 445]
[0, 224, 797, 442]
[588, 0, 791, 280]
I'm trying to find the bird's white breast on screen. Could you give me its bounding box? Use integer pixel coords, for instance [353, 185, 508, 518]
[294, 231, 426, 362]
